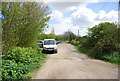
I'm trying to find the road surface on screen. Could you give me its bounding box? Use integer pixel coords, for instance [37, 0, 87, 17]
[33, 43, 118, 79]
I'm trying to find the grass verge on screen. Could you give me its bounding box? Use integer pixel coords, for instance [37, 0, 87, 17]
[74, 44, 120, 65]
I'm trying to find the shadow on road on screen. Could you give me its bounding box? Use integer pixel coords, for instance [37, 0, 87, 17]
[43, 51, 57, 54]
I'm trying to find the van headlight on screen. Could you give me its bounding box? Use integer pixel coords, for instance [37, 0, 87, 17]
[54, 46, 57, 49]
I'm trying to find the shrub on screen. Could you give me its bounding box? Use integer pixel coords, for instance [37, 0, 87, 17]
[2, 47, 46, 80]
[71, 40, 79, 46]
[5, 47, 42, 63]
[102, 52, 120, 64]
[90, 27, 119, 58]
[2, 60, 31, 80]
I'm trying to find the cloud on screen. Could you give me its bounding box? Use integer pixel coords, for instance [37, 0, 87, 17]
[46, 2, 87, 13]
[45, 17, 73, 35]
[45, 21, 89, 36]
[95, 10, 118, 22]
[45, 2, 118, 36]
[69, 7, 118, 36]
[45, 0, 118, 14]
[70, 7, 97, 27]
[46, 9, 91, 36]
[50, 10, 63, 18]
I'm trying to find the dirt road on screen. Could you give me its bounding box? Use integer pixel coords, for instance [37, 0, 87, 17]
[33, 43, 118, 79]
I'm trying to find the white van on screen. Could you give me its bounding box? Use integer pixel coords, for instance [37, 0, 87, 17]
[42, 39, 58, 53]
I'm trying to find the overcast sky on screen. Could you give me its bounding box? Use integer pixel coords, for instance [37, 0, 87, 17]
[44, 0, 118, 36]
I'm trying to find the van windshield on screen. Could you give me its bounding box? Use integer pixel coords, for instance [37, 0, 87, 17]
[44, 40, 55, 45]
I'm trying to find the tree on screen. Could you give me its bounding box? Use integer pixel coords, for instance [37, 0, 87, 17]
[2, 2, 22, 54]
[2, 2, 50, 54]
[83, 22, 117, 48]
[82, 22, 119, 58]
[17, 2, 50, 47]
[60, 30, 76, 42]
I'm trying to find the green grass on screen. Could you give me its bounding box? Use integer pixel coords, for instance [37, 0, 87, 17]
[73, 44, 120, 65]
[77, 46, 89, 54]
[101, 52, 120, 65]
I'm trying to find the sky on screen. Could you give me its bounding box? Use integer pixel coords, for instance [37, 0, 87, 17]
[44, 0, 119, 36]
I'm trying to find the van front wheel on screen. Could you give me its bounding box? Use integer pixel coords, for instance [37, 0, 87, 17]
[54, 50, 58, 53]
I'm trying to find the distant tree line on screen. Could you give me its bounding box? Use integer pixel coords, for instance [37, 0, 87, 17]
[38, 33, 59, 40]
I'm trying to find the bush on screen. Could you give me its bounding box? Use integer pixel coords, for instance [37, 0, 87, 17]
[71, 40, 79, 46]
[5, 47, 36, 63]
[102, 52, 120, 64]
[2, 60, 30, 80]
[89, 27, 119, 59]
[2, 47, 46, 80]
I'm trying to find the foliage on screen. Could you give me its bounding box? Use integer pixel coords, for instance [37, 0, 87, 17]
[38, 33, 59, 40]
[2, 2, 50, 54]
[102, 52, 120, 64]
[83, 22, 118, 48]
[77, 46, 90, 54]
[2, 2, 49, 80]
[2, 47, 46, 80]
[71, 40, 79, 46]
[86, 22, 119, 58]
[91, 31, 119, 58]
[68, 22, 119, 64]
[2, 60, 31, 80]
[59, 30, 76, 42]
